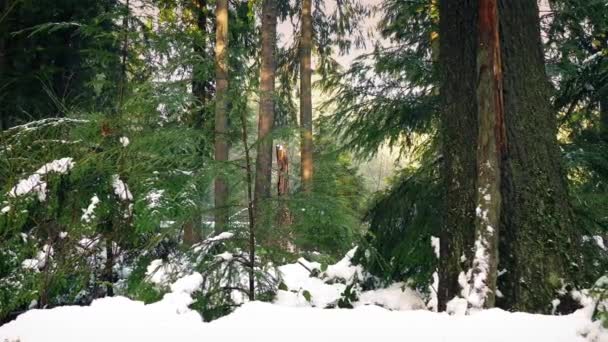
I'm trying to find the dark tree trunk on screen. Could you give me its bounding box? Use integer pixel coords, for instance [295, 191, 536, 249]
[600, 96, 608, 142]
[214, 0, 230, 232]
[104, 238, 114, 296]
[496, 0, 578, 313]
[437, 0, 478, 312]
[253, 0, 277, 235]
[192, 0, 212, 130]
[299, 0, 313, 192]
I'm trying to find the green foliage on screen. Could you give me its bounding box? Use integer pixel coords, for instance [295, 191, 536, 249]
[353, 143, 440, 293]
[287, 118, 368, 258]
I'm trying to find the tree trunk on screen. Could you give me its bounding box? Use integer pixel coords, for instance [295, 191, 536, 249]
[184, 0, 211, 245]
[276, 145, 292, 241]
[104, 236, 114, 296]
[0, 0, 7, 131]
[192, 0, 212, 130]
[468, 0, 505, 310]
[253, 0, 277, 235]
[299, 0, 313, 193]
[214, 0, 229, 232]
[437, 0, 478, 312]
[240, 109, 256, 301]
[600, 96, 608, 142]
[496, 0, 578, 312]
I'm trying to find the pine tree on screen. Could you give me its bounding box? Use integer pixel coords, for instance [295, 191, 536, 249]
[253, 0, 277, 233]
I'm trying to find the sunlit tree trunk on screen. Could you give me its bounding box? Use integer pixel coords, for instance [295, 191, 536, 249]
[299, 0, 313, 192]
[253, 0, 277, 231]
[214, 0, 229, 232]
[468, 0, 504, 310]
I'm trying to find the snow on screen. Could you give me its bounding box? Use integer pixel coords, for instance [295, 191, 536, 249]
[1, 249, 606, 342]
[431, 236, 440, 258]
[322, 247, 363, 283]
[355, 283, 426, 310]
[145, 189, 164, 209]
[81, 195, 100, 223]
[206, 232, 234, 242]
[0, 296, 599, 342]
[276, 258, 344, 308]
[1, 205, 10, 214]
[21, 244, 54, 271]
[111, 175, 133, 201]
[119, 136, 130, 147]
[8, 158, 75, 201]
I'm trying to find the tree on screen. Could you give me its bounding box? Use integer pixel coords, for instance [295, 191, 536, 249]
[214, 0, 229, 232]
[438, 0, 580, 313]
[253, 0, 277, 233]
[437, 0, 477, 312]
[468, 0, 504, 310]
[299, 0, 313, 192]
[496, 0, 578, 312]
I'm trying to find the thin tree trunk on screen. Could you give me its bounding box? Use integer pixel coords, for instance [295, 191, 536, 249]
[0, 0, 6, 131]
[276, 145, 292, 244]
[118, 0, 129, 108]
[468, 0, 505, 310]
[497, 0, 578, 312]
[299, 0, 313, 192]
[104, 237, 114, 296]
[253, 0, 277, 236]
[437, 0, 478, 312]
[192, 0, 211, 129]
[184, 0, 210, 245]
[240, 109, 256, 301]
[214, 0, 229, 232]
[600, 96, 608, 141]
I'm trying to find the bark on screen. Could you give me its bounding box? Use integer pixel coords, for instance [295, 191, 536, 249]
[468, 0, 505, 310]
[183, 220, 202, 246]
[497, 0, 578, 312]
[253, 0, 277, 235]
[437, 0, 478, 312]
[276, 145, 292, 230]
[104, 237, 114, 296]
[118, 0, 129, 108]
[240, 109, 256, 301]
[214, 0, 229, 232]
[192, 0, 212, 129]
[601, 96, 608, 142]
[299, 0, 313, 192]
[0, 0, 7, 131]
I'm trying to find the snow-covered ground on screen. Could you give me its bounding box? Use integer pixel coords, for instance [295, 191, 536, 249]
[1, 249, 606, 342]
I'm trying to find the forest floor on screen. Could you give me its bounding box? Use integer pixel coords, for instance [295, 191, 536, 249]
[0, 249, 606, 342]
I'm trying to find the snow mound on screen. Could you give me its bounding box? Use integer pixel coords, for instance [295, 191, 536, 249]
[0, 299, 596, 342]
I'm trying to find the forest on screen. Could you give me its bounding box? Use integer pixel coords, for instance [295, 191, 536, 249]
[0, 0, 607, 341]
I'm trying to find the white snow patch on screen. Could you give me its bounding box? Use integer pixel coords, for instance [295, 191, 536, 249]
[81, 195, 100, 223]
[145, 189, 164, 209]
[431, 236, 440, 258]
[355, 283, 426, 311]
[322, 247, 363, 283]
[111, 175, 133, 201]
[9, 158, 74, 201]
[119, 136, 130, 147]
